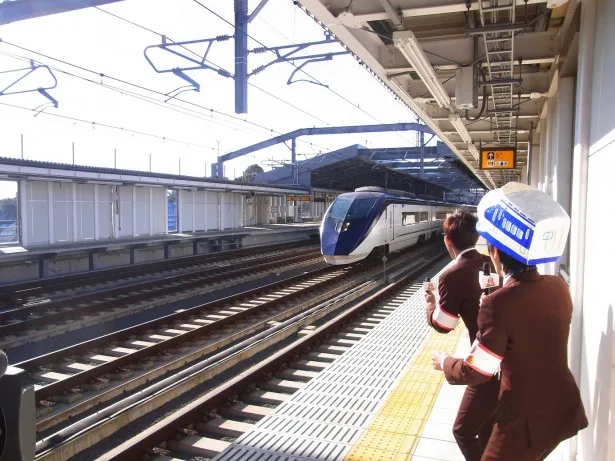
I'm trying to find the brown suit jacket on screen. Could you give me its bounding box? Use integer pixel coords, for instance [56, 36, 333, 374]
[443, 271, 588, 460]
[426, 249, 492, 343]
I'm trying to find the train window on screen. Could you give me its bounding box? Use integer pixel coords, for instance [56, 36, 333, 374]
[402, 212, 418, 226]
[419, 211, 429, 222]
[435, 211, 450, 219]
[346, 197, 378, 219]
[328, 197, 353, 220]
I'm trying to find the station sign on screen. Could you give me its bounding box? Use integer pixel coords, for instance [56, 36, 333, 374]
[479, 148, 516, 170]
[287, 195, 311, 202]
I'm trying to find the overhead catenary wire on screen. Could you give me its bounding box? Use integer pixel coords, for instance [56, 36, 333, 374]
[0, 39, 326, 140]
[80, 4, 415, 150]
[0, 100, 218, 149]
[287, 2, 424, 129]
[190, 0, 390, 127]
[0, 39, 327, 153]
[0, 48, 301, 142]
[0, 1, 426, 167]
[189, 0, 419, 147]
[93, 3, 335, 128]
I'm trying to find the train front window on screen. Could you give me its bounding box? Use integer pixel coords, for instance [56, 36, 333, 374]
[346, 197, 378, 220]
[328, 197, 353, 220]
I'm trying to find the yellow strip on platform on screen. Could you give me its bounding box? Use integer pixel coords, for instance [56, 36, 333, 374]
[344, 325, 464, 461]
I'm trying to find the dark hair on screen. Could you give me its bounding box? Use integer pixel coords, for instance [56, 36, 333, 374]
[487, 243, 537, 275]
[442, 211, 479, 251]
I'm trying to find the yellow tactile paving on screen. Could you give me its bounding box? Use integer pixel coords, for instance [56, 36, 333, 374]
[345, 324, 464, 461]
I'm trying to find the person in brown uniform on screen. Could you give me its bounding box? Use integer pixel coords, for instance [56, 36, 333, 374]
[424, 211, 499, 461]
[432, 183, 587, 460]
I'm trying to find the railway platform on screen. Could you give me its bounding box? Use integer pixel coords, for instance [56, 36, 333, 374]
[0, 222, 320, 284]
[210, 261, 468, 461]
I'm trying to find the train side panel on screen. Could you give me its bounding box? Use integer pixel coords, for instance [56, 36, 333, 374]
[320, 190, 472, 265]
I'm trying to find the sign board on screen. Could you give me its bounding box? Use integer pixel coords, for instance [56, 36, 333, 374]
[479, 148, 516, 170]
[287, 196, 311, 202]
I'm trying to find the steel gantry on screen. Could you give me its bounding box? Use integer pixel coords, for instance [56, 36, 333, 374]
[142, 0, 348, 113]
[0, 0, 349, 114]
[213, 122, 434, 183]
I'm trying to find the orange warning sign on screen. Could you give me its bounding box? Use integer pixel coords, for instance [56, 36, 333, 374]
[479, 148, 516, 170]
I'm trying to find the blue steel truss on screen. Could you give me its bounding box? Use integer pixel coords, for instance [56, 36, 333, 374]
[213, 122, 434, 183]
[0, 60, 58, 107]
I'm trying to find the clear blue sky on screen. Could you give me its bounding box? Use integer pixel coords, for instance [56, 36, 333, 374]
[0, 0, 428, 193]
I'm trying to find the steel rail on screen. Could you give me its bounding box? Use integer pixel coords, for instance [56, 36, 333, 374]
[33, 245, 446, 460]
[29, 264, 346, 403]
[90, 249, 447, 461]
[0, 240, 316, 303]
[0, 248, 320, 336]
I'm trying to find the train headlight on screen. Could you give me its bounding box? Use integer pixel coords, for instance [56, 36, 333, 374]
[342, 222, 351, 232]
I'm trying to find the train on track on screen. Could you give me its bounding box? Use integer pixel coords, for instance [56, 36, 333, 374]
[320, 187, 474, 265]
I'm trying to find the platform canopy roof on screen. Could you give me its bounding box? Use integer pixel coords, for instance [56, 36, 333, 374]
[255, 143, 484, 203]
[0, 0, 124, 25]
[310, 156, 452, 200]
[297, 0, 574, 189]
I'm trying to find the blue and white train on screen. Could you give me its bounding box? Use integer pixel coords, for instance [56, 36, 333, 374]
[320, 187, 473, 265]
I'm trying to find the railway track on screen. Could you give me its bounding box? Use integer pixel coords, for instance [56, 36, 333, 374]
[28, 264, 351, 432]
[0, 246, 322, 349]
[0, 241, 316, 306]
[29, 241, 447, 461]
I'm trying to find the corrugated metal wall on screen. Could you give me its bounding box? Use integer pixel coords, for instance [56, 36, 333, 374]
[19, 180, 300, 246]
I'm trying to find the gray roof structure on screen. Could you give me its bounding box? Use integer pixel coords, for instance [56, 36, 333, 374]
[254, 142, 485, 203]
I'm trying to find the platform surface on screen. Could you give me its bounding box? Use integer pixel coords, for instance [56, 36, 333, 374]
[212, 260, 473, 461]
[0, 222, 320, 260]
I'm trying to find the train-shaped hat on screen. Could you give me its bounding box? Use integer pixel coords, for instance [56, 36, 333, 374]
[476, 182, 570, 265]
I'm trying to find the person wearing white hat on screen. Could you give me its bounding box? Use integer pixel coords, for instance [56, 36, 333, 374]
[423, 211, 499, 461]
[431, 183, 587, 460]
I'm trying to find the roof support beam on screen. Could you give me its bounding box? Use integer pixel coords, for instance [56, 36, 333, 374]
[377, 0, 403, 28]
[350, 0, 547, 22]
[297, 0, 495, 189]
[213, 122, 433, 177]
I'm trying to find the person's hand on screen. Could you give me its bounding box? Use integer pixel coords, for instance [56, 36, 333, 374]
[431, 351, 449, 371]
[424, 290, 436, 305]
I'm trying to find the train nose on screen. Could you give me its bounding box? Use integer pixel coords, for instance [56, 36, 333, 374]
[321, 219, 340, 255]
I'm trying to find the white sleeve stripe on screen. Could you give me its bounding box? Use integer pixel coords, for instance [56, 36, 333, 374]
[477, 342, 504, 360]
[464, 339, 502, 376]
[432, 305, 459, 330]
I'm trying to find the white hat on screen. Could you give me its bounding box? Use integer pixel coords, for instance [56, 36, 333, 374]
[476, 182, 570, 265]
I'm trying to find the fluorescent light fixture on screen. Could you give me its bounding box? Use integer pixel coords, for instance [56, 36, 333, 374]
[393, 31, 450, 108]
[449, 114, 473, 144]
[467, 144, 479, 160]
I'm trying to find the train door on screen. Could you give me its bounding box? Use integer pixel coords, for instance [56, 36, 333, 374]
[387, 204, 394, 242]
